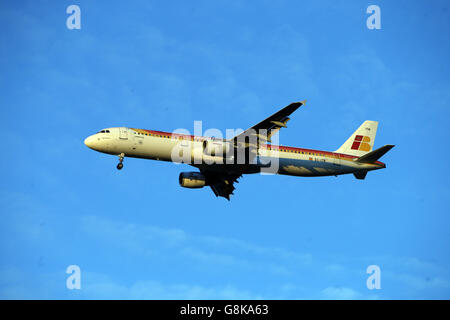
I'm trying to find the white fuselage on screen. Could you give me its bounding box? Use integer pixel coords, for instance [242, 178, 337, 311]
[84, 127, 385, 177]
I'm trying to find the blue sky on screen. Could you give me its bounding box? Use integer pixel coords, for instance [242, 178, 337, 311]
[0, 0, 449, 299]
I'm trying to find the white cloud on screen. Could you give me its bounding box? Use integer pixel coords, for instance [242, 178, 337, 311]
[81, 214, 312, 276]
[74, 271, 263, 300]
[320, 286, 361, 300]
[397, 274, 450, 291]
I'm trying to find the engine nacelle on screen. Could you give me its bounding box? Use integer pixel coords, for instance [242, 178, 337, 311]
[203, 139, 231, 156]
[179, 172, 206, 188]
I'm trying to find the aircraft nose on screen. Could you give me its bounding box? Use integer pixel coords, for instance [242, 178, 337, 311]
[84, 135, 96, 149]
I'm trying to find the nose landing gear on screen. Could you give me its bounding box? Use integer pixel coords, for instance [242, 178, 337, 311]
[117, 153, 125, 170]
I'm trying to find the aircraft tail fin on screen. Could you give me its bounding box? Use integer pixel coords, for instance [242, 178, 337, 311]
[335, 120, 378, 157]
[355, 144, 395, 164]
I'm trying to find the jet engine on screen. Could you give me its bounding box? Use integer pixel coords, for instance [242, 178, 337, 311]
[203, 140, 231, 156]
[179, 172, 207, 188]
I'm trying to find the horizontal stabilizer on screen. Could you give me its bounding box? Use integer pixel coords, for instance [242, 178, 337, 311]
[355, 145, 395, 164]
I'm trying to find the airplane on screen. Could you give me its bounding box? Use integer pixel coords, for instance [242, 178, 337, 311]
[84, 101, 394, 200]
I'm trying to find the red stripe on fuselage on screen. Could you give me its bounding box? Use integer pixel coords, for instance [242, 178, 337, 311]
[137, 129, 385, 167]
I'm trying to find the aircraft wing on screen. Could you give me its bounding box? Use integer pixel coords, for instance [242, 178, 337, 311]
[200, 169, 242, 200]
[232, 100, 306, 146]
[198, 101, 305, 200]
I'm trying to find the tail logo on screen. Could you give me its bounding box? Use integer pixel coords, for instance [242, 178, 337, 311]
[351, 135, 371, 151]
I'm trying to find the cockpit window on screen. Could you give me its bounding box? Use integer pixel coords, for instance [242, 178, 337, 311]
[98, 130, 110, 133]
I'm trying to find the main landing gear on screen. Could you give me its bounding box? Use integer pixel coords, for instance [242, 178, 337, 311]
[117, 153, 125, 170]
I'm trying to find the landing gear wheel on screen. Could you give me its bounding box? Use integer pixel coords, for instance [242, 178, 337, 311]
[117, 153, 125, 170]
